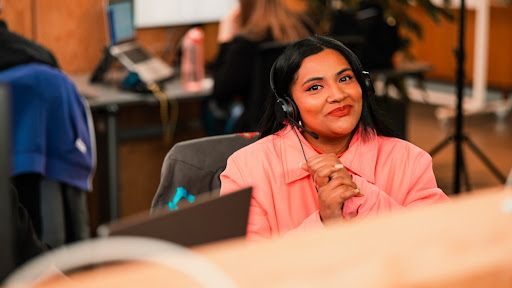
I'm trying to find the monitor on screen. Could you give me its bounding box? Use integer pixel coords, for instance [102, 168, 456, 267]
[134, 0, 239, 28]
[107, 0, 135, 45]
[0, 83, 15, 281]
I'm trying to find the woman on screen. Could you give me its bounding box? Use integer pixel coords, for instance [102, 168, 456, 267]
[220, 35, 449, 241]
[209, 0, 315, 134]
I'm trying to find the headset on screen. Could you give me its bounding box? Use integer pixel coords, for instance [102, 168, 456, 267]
[269, 60, 375, 141]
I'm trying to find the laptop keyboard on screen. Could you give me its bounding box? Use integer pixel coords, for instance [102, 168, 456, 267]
[123, 47, 151, 63]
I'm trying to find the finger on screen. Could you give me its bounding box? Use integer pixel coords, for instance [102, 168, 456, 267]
[314, 170, 330, 187]
[329, 164, 351, 180]
[302, 159, 340, 177]
[299, 162, 309, 172]
[338, 185, 364, 201]
[306, 154, 341, 172]
[308, 155, 339, 170]
[317, 183, 361, 217]
[313, 165, 345, 187]
[317, 165, 343, 178]
[330, 166, 352, 179]
[352, 187, 364, 197]
[324, 176, 358, 190]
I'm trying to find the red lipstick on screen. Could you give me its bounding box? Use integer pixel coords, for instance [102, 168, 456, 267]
[328, 105, 352, 117]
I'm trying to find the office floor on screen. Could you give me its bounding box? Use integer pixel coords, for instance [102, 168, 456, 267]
[406, 101, 511, 196]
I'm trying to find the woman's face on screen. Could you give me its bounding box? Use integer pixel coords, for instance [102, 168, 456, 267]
[291, 49, 363, 141]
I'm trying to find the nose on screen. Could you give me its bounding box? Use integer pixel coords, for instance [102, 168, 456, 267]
[326, 85, 348, 103]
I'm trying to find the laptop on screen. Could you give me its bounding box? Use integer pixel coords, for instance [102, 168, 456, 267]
[105, 0, 175, 84]
[97, 187, 252, 247]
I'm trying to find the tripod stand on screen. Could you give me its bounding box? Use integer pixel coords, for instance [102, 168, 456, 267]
[429, 0, 507, 194]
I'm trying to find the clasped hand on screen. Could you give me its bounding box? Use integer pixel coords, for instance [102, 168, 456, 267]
[300, 154, 363, 222]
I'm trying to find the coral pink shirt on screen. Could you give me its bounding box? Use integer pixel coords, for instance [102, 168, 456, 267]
[220, 125, 449, 240]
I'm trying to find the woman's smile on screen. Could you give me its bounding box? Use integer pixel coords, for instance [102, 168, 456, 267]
[327, 105, 352, 117]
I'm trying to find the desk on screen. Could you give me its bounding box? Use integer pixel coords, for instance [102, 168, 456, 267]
[370, 61, 433, 80]
[22, 186, 512, 287]
[71, 74, 213, 221]
[369, 60, 433, 98]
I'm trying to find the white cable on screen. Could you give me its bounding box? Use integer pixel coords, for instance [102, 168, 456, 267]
[4, 236, 238, 288]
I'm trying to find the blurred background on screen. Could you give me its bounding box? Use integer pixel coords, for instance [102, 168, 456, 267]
[1, 0, 511, 235]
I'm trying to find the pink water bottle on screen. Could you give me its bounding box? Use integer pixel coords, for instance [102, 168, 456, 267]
[181, 27, 205, 92]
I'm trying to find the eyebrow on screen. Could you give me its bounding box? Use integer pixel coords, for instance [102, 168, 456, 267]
[336, 68, 352, 76]
[301, 68, 353, 86]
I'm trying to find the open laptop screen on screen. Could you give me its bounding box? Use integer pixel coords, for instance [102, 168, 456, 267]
[107, 0, 135, 45]
[98, 187, 252, 247]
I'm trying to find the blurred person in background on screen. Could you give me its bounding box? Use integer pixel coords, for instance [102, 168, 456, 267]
[207, 0, 316, 134]
[329, 0, 403, 69]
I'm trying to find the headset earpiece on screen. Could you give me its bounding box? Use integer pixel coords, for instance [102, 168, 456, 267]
[270, 60, 318, 140]
[284, 96, 299, 122]
[274, 98, 287, 124]
[274, 96, 300, 124]
[362, 71, 375, 97]
[271, 61, 300, 124]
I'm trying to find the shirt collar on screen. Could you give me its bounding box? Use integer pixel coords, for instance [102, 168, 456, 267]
[339, 127, 378, 184]
[279, 125, 378, 184]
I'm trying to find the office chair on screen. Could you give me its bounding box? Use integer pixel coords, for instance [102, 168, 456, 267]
[231, 42, 290, 133]
[151, 132, 259, 212]
[0, 63, 95, 248]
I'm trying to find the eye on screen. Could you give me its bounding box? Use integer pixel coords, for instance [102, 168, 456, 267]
[339, 75, 353, 82]
[306, 84, 323, 91]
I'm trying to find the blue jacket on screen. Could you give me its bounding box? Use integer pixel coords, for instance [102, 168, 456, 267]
[0, 63, 95, 191]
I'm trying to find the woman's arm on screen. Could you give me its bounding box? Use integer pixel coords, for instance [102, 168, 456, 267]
[220, 157, 273, 241]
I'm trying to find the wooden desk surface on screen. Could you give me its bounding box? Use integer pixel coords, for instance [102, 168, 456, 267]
[369, 61, 433, 79]
[21, 186, 512, 288]
[195, 186, 512, 287]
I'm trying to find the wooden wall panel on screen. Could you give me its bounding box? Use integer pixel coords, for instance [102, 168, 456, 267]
[405, 5, 512, 89]
[34, 0, 106, 73]
[1, 0, 308, 74]
[285, 0, 307, 11]
[3, 1, 511, 88]
[487, 6, 512, 88]
[0, 0, 33, 39]
[405, 7, 466, 82]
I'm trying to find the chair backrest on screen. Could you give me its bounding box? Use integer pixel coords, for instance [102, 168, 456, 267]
[0, 63, 95, 191]
[233, 42, 289, 133]
[151, 132, 260, 212]
[328, 34, 366, 61]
